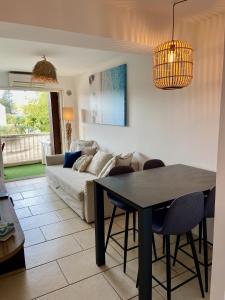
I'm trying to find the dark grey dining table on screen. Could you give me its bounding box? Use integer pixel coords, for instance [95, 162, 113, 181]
[94, 164, 216, 300]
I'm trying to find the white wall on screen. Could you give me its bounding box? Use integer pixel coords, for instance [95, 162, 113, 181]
[210, 31, 225, 300]
[77, 14, 225, 171]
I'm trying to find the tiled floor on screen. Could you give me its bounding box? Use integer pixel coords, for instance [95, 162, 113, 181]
[0, 177, 212, 300]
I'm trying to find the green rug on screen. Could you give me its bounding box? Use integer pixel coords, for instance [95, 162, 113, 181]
[4, 163, 46, 180]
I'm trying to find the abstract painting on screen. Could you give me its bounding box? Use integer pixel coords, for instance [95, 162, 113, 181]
[87, 64, 127, 126]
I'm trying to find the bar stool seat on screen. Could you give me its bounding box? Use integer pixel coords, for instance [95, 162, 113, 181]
[108, 193, 135, 212]
[152, 208, 168, 233]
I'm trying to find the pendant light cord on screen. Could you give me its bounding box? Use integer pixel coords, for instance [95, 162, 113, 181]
[172, 0, 188, 41]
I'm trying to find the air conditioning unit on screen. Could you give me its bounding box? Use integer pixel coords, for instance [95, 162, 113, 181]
[8, 71, 46, 89]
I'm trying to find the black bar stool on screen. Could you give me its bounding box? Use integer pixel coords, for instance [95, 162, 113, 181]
[144, 159, 173, 253]
[173, 187, 215, 293]
[137, 192, 205, 300]
[143, 159, 165, 170]
[105, 166, 157, 273]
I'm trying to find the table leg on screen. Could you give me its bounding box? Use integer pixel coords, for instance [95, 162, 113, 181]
[138, 207, 152, 300]
[94, 182, 105, 266]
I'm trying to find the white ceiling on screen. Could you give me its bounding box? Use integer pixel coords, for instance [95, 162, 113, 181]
[0, 38, 121, 76]
[104, 0, 225, 18]
[0, 0, 224, 76]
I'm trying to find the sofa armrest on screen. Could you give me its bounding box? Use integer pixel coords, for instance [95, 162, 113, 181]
[46, 154, 64, 166]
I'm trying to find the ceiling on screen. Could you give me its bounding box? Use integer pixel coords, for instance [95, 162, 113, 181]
[0, 38, 122, 76]
[104, 0, 225, 18]
[0, 0, 224, 76]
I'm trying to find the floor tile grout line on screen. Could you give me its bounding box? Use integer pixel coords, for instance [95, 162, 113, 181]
[24, 230, 84, 249]
[56, 260, 70, 286]
[34, 270, 124, 300]
[25, 244, 124, 274]
[14, 200, 62, 211]
[38, 226, 47, 243]
[71, 234, 85, 250]
[102, 273, 124, 300]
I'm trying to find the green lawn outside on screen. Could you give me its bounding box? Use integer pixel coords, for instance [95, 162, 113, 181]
[4, 163, 46, 181]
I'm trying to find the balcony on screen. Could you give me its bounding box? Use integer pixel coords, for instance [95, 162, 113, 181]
[1, 133, 51, 166]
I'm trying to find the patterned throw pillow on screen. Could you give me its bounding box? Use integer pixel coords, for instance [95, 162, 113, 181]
[72, 155, 93, 172]
[116, 153, 133, 167]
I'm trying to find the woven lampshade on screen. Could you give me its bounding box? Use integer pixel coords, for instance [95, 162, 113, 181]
[153, 40, 193, 90]
[32, 56, 58, 83]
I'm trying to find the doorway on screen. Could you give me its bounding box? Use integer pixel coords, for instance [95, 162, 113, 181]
[0, 90, 61, 181]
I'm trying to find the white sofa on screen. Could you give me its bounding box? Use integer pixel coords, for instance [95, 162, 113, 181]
[46, 149, 140, 223]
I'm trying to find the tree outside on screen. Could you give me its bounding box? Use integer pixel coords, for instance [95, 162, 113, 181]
[0, 90, 50, 135]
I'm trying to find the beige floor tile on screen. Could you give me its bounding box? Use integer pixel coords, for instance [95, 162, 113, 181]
[42, 193, 61, 201]
[34, 186, 54, 195]
[10, 192, 23, 201]
[55, 207, 79, 221]
[14, 196, 44, 209]
[5, 181, 17, 188]
[103, 259, 139, 299]
[73, 228, 96, 249]
[22, 190, 41, 198]
[0, 261, 67, 300]
[41, 218, 91, 240]
[24, 228, 46, 247]
[14, 195, 60, 210]
[19, 212, 60, 230]
[74, 222, 124, 250]
[120, 257, 178, 287]
[110, 235, 139, 261]
[29, 201, 67, 215]
[16, 207, 32, 219]
[181, 240, 213, 264]
[25, 235, 82, 268]
[7, 184, 35, 194]
[58, 246, 123, 284]
[114, 213, 135, 228]
[131, 289, 165, 300]
[37, 274, 120, 300]
[33, 181, 49, 189]
[156, 271, 210, 300]
[16, 178, 40, 186]
[15, 195, 61, 208]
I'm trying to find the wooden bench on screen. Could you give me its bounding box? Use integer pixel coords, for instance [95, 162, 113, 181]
[0, 179, 25, 275]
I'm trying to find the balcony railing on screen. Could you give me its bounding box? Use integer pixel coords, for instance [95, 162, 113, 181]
[1, 133, 51, 166]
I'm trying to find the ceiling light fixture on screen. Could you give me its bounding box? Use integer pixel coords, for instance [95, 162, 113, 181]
[153, 0, 193, 90]
[32, 55, 58, 83]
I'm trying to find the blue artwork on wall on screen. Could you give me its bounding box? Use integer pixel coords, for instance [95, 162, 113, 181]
[88, 64, 127, 126]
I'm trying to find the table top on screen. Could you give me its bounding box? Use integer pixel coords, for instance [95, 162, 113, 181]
[95, 164, 216, 209]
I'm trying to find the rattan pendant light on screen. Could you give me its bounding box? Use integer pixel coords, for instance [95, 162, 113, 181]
[32, 55, 58, 83]
[153, 0, 193, 90]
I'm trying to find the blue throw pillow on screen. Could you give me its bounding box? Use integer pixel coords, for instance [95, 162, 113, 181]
[63, 151, 82, 168]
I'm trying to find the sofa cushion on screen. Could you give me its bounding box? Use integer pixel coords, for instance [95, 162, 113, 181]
[86, 150, 113, 176]
[73, 155, 93, 172]
[46, 165, 97, 202]
[63, 151, 81, 168]
[98, 156, 117, 178]
[82, 146, 97, 156]
[116, 153, 133, 167]
[70, 140, 95, 152]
